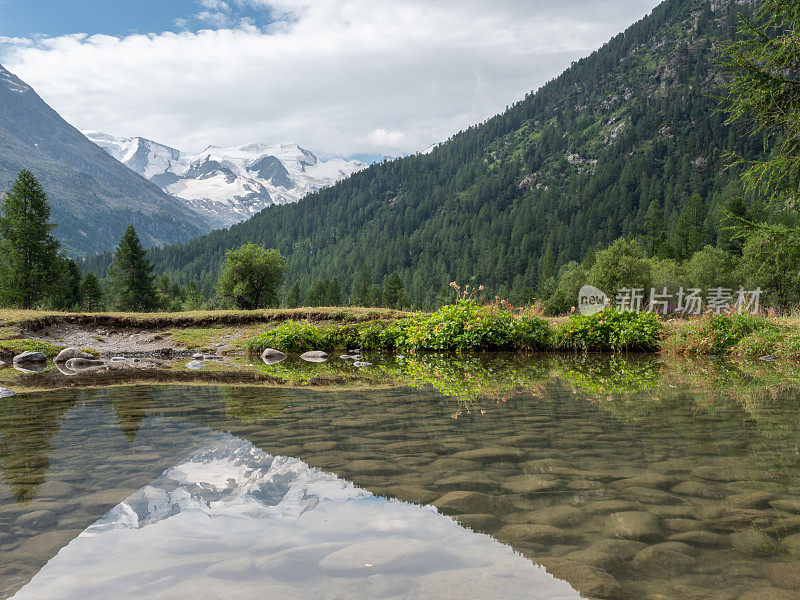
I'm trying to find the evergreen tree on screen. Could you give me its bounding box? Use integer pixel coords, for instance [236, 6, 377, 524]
[286, 281, 302, 308]
[369, 284, 383, 308]
[325, 278, 343, 306]
[108, 225, 158, 312]
[79, 272, 104, 312]
[51, 258, 83, 311]
[641, 198, 665, 255]
[383, 272, 408, 309]
[350, 265, 372, 306]
[304, 280, 327, 306]
[720, 0, 800, 205]
[0, 170, 60, 308]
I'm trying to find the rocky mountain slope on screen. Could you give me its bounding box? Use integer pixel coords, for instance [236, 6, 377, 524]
[85, 132, 367, 228]
[130, 0, 761, 305]
[0, 65, 213, 255]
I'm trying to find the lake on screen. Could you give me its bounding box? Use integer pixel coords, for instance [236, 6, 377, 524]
[0, 355, 799, 599]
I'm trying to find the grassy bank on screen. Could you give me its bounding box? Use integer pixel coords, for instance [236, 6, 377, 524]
[4, 304, 800, 359]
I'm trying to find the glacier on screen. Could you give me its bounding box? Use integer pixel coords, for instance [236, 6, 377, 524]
[84, 132, 368, 228]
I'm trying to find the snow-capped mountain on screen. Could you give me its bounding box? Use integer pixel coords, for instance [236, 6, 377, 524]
[84, 132, 368, 228]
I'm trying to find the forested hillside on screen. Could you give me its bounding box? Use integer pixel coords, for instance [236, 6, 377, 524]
[89, 0, 761, 307]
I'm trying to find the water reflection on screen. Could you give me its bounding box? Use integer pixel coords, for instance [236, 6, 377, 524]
[0, 356, 799, 600]
[13, 433, 578, 600]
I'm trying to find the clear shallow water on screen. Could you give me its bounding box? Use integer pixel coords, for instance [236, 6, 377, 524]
[1, 358, 800, 600]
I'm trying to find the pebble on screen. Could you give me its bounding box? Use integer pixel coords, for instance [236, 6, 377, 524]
[353, 361, 372, 367]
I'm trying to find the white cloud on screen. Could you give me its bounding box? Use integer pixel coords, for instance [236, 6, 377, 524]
[0, 0, 661, 157]
[368, 128, 405, 148]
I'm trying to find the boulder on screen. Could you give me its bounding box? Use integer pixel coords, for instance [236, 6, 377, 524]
[605, 511, 662, 541]
[0, 387, 15, 398]
[12, 351, 47, 365]
[54, 348, 94, 363]
[193, 352, 204, 359]
[186, 360, 204, 370]
[64, 358, 104, 370]
[300, 350, 328, 362]
[261, 348, 287, 365]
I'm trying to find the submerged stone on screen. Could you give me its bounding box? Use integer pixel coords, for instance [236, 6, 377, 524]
[433, 491, 495, 514]
[605, 511, 662, 541]
[538, 559, 623, 599]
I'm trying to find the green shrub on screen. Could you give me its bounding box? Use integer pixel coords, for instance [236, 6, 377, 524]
[664, 313, 779, 356]
[246, 301, 552, 354]
[246, 320, 335, 353]
[398, 301, 551, 351]
[556, 310, 662, 352]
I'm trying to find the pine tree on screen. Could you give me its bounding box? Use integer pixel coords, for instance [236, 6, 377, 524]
[108, 225, 158, 312]
[0, 170, 60, 308]
[720, 0, 800, 205]
[350, 265, 372, 306]
[79, 272, 104, 312]
[383, 272, 408, 308]
[286, 281, 302, 308]
[51, 258, 82, 311]
[325, 278, 342, 306]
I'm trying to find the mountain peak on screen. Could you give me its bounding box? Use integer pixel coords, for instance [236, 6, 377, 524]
[85, 131, 367, 228]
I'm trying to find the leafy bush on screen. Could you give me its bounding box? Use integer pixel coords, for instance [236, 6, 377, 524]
[246, 320, 335, 353]
[555, 309, 662, 352]
[399, 301, 551, 351]
[664, 313, 779, 355]
[245, 301, 552, 354]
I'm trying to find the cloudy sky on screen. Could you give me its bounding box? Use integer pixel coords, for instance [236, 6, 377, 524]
[0, 0, 661, 159]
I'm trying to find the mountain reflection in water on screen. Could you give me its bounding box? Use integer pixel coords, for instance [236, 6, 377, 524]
[11, 433, 578, 600]
[1, 355, 800, 600]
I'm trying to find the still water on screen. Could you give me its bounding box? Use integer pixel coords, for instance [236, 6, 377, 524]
[0, 356, 799, 599]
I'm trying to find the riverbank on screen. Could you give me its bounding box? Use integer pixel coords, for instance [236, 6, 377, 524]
[2, 304, 800, 362]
